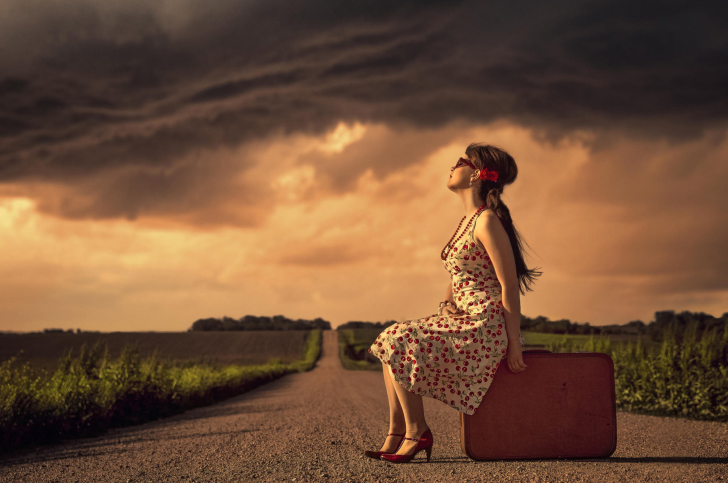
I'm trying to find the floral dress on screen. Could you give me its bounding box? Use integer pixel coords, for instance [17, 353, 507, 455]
[368, 210, 525, 415]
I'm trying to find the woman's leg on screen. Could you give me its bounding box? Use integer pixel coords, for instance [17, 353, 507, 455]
[378, 362, 407, 452]
[389, 368, 430, 456]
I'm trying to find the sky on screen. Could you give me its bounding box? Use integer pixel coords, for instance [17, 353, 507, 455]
[1, 0, 727, 332]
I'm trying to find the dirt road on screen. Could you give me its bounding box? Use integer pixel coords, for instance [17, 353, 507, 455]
[1, 330, 727, 482]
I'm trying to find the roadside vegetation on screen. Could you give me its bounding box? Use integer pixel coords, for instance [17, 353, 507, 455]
[0, 330, 313, 377]
[339, 321, 727, 422]
[0, 329, 322, 455]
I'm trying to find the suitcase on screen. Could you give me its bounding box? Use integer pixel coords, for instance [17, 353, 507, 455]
[460, 349, 617, 460]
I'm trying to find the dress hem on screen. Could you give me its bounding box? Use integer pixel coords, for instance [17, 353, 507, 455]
[372, 341, 506, 416]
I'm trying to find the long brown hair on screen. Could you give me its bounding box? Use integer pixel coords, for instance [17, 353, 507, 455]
[465, 142, 542, 295]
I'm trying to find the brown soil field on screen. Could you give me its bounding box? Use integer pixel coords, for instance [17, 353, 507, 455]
[0, 330, 726, 482]
[0, 331, 309, 375]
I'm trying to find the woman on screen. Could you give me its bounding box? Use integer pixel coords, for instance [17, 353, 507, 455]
[365, 143, 542, 463]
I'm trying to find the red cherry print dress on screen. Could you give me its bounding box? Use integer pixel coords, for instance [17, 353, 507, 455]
[368, 209, 525, 415]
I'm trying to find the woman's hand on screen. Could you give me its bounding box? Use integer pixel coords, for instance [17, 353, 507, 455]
[507, 339, 527, 373]
[439, 304, 464, 316]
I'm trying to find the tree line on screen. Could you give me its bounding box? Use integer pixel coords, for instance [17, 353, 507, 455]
[335, 310, 728, 342]
[189, 314, 332, 331]
[38, 309, 725, 339]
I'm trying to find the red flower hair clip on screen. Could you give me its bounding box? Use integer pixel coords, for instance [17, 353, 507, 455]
[478, 167, 499, 182]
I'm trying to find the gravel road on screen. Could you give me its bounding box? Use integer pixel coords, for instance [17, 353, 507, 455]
[1, 330, 727, 482]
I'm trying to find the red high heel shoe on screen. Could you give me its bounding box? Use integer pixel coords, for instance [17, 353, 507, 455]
[364, 433, 405, 459]
[380, 428, 433, 463]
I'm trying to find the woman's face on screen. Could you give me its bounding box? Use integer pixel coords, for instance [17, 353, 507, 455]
[448, 156, 475, 188]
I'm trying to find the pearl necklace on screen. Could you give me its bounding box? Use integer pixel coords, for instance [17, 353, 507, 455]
[441, 203, 487, 260]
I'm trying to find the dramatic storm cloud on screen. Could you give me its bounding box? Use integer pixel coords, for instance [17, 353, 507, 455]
[0, 0, 726, 330]
[2, 0, 726, 220]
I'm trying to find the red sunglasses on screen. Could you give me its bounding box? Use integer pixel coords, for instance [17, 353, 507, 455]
[452, 157, 476, 171]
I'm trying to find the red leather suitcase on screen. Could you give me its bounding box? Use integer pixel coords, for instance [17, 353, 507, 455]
[460, 349, 617, 460]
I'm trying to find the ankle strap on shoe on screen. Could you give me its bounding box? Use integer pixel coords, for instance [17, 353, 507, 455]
[387, 433, 405, 437]
[404, 436, 423, 441]
[404, 429, 431, 442]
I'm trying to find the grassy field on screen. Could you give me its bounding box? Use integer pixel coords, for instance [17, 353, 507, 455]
[517, 331, 662, 351]
[0, 329, 322, 455]
[337, 328, 385, 371]
[339, 324, 728, 422]
[0, 331, 310, 376]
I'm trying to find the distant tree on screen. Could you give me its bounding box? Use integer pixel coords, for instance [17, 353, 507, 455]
[190, 318, 224, 331]
[311, 317, 333, 330]
[221, 316, 240, 331]
[337, 320, 397, 330]
[624, 320, 646, 335]
[189, 314, 332, 331]
[648, 310, 727, 342]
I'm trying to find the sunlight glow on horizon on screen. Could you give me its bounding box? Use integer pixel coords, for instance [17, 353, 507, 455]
[2, 121, 727, 332]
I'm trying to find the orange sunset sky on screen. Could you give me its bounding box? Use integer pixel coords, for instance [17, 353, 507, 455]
[1, 1, 726, 331]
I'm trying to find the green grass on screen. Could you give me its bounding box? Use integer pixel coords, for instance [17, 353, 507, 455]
[0, 331, 311, 376]
[0, 329, 322, 455]
[339, 324, 728, 422]
[520, 331, 659, 351]
[338, 328, 384, 371]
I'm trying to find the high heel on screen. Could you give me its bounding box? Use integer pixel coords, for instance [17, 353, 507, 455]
[380, 428, 433, 463]
[364, 433, 406, 459]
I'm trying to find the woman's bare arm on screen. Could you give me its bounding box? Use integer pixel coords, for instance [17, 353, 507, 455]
[473, 212, 522, 342]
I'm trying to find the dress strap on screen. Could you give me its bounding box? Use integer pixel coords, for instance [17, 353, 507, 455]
[469, 207, 488, 243]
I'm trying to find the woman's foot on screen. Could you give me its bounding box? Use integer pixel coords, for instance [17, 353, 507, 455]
[394, 425, 430, 456]
[364, 430, 406, 459]
[378, 432, 405, 453]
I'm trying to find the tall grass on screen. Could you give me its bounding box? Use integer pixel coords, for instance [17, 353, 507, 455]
[0, 329, 322, 455]
[547, 322, 728, 421]
[338, 329, 382, 371]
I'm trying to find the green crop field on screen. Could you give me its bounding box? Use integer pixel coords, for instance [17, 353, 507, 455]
[0, 331, 309, 376]
[0, 330, 323, 455]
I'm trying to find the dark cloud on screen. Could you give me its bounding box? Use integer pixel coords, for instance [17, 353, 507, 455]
[295, 123, 461, 195]
[0, 0, 726, 222]
[18, 155, 273, 228]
